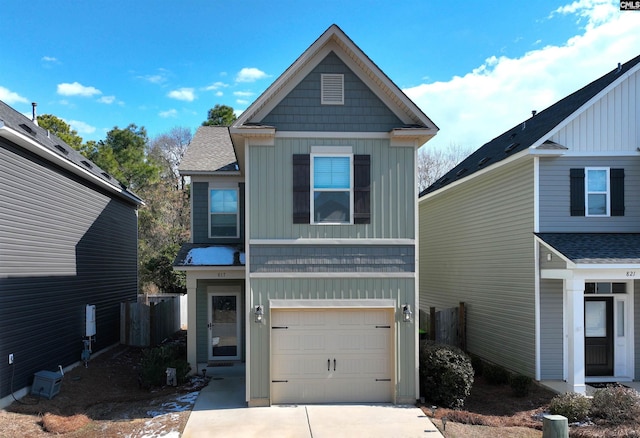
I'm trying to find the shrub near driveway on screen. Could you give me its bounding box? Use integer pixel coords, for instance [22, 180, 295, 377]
[419, 340, 474, 409]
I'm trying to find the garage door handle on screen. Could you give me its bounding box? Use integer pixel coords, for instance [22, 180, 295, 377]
[327, 359, 330, 371]
[333, 359, 336, 371]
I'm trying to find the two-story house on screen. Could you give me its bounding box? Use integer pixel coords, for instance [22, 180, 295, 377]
[174, 24, 438, 406]
[0, 100, 143, 407]
[419, 54, 640, 394]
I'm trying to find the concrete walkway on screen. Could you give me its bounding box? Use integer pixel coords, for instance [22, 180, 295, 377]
[182, 363, 443, 438]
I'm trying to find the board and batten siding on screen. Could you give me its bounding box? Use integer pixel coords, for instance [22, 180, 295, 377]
[539, 279, 564, 379]
[0, 139, 138, 401]
[419, 157, 536, 376]
[260, 51, 403, 133]
[248, 138, 415, 239]
[635, 279, 640, 381]
[548, 68, 639, 153]
[248, 277, 415, 403]
[538, 156, 640, 232]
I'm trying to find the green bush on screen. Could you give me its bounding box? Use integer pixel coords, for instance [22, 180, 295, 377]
[419, 341, 474, 409]
[483, 363, 510, 385]
[590, 386, 640, 425]
[140, 343, 191, 388]
[510, 374, 532, 397]
[549, 392, 591, 423]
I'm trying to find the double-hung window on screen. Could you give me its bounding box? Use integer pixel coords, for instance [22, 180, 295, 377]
[312, 155, 352, 224]
[210, 188, 238, 237]
[585, 167, 609, 216]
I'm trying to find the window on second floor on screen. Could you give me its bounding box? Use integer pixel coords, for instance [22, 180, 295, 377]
[570, 167, 624, 217]
[586, 168, 609, 216]
[210, 188, 238, 237]
[312, 155, 352, 224]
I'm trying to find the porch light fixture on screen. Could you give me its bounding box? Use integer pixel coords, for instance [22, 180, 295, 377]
[254, 305, 264, 323]
[402, 304, 412, 323]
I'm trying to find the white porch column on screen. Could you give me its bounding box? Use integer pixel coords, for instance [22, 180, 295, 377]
[186, 275, 198, 375]
[566, 276, 586, 394]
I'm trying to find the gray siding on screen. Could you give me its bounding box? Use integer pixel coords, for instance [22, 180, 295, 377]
[0, 139, 138, 399]
[261, 52, 403, 132]
[419, 157, 536, 376]
[539, 156, 640, 232]
[192, 181, 245, 244]
[249, 277, 415, 402]
[250, 245, 414, 273]
[636, 279, 640, 381]
[539, 245, 569, 269]
[540, 279, 564, 379]
[249, 138, 415, 239]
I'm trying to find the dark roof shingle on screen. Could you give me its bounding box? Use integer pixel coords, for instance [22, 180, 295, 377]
[537, 233, 640, 264]
[178, 126, 238, 174]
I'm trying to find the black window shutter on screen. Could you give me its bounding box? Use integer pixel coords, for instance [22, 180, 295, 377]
[611, 168, 625, 216]
[292, 154, 310, 223]
[570, 168, 585, 216]
[353, 154, 371, 224]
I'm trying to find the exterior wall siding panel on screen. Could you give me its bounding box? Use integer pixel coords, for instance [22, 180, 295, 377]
[0, 140, 138, 400]
[540, 279, 564, 379]
[538, 156, 640, 232]
[549, 70, 639, 153]
[419, 158, 536, 376]
[249, 138, 415, 239]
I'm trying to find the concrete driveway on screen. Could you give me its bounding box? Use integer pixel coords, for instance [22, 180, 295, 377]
[181, 364, 443, 438]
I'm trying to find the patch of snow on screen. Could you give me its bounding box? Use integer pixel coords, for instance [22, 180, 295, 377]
[184, 247, 244, 265]
[146, 391, 199, 418]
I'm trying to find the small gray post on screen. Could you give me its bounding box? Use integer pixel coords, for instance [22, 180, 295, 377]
[542, 414, 568, 438]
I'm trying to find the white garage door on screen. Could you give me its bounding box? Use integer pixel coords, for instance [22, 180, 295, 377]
[271, 308, 394, 404]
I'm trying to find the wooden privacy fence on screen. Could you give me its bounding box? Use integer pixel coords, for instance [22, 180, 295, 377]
[120, 298, 180, 347]
[420, 302, 466, 351]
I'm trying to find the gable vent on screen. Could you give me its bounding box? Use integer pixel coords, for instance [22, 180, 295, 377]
[321, 74, 344, 105]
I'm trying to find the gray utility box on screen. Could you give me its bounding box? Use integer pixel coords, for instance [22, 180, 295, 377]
[31, 370, 63, 399]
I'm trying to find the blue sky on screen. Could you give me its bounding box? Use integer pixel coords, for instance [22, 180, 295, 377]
[1, 0, 639, 152]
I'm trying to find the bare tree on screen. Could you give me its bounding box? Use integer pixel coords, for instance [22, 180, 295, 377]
[148, 126, 192, 188]
[417, 143, 474, 193]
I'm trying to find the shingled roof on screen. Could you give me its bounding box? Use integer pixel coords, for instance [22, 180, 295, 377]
[537, 233, 640, 264]
[421, 53, 640, 196]
[178, 126, 238, 175]
[0, 100, 142, 205]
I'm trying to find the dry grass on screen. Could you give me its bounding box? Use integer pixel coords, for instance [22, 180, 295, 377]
[41, 413, 91, 434]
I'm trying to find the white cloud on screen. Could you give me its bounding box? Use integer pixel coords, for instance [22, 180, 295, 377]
[159, 109, 178, 118]
[404, 0, 640, 152]
[236, 67, 268, 83]
[57, 82, 102, 97]
[42, 56, 59, 63]
[0, 86, 28, 104]
[167, 88, 195, 102]
[236, 99, 249, 105]
[204, 81, 229, 91]
[98, 95, 116, 104]
[215, 91, 224, 97]
[68, 120, 96, 134]
[233, 91, 254, 97]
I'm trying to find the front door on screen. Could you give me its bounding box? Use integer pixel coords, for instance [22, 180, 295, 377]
[208, 291, 241, 361]
[585, 297, 613, 376]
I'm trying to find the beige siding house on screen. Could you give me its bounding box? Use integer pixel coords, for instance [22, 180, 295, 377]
[175, 24, 439, 406]
[419, 54, 640, 393]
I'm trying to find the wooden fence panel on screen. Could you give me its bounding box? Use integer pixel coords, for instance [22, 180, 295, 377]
[422, 303, 467, 351]
[121, 298, 178, 347]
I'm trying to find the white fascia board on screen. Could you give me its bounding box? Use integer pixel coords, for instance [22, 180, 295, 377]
[556, 150, 640, 157]
[276, 131, 390, 139]
[540, 269, 574, 280]
[574, 263, 640, 270]
[528, 147, 567, 156]
[270, 298, 395, 308]
[419, 148, 531, 203]
[250, 238, 415, 245]
[180, 170, 241, 177]
[0, 124, 142, 205]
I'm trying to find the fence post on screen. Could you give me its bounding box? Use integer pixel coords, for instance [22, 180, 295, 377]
[429, 307, 436, 341]
[459, 302, 466, 351]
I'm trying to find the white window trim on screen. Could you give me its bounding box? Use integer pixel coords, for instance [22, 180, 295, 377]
[208, 186, 240, 238]
[585, 167, 610, 217]
[321, 73, 344, 105]
[310, 152, 353, 225]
